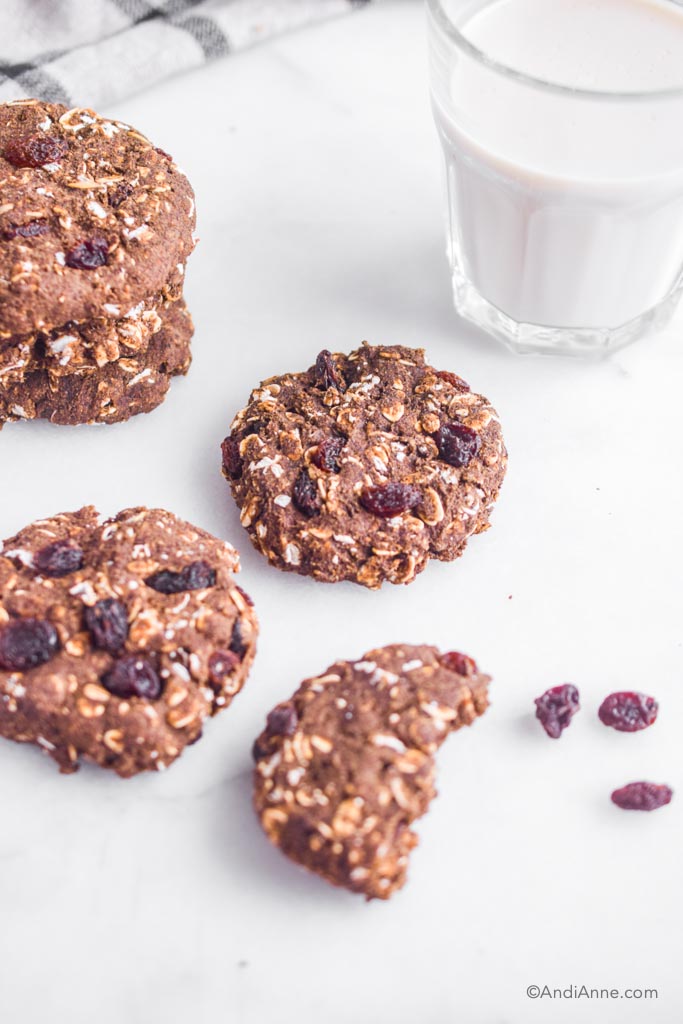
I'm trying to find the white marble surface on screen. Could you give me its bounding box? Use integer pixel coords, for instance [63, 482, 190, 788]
[1, 3, 683, 1022]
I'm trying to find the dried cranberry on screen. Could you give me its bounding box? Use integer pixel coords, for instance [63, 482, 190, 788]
[235, 585, 254, 607]
[292, 469, 321, 517]
[314, 349, 345, 391]
[598, 691, 658, 732]
[208, 649, 240, 685]
[34, 539, 84, 577]
[360, 482, 421, 518]
[84, 598, 128, 654]
[102, 656, 162, 700]
[436, 369, 470, 392]
[2, 220, 50, 241]
[433, 422, 481, 468]
[4, 133, 68, 168]
[65, 236, 109, 270]
[534, 684, 580, 739]
[0, 618, 59, 671]
[611, 782, 672, 811]
[266, 702, 298, 738]
[311, 436, 345, 473]
[222, 437, 243, 480]
[252, 736, 270, 761]
[108, 182, 134, 209]
[441, 651, 478, 676]
[146, 560, 216, 594]
[229, 620, 248, 659]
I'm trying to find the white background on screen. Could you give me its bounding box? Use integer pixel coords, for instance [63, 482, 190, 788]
[1, 3, 682, 1022]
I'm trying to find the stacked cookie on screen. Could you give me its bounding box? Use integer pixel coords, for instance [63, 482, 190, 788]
[0, 99, 196, 426]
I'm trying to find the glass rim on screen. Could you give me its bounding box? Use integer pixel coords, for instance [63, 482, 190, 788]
[427, 0, 683, 102]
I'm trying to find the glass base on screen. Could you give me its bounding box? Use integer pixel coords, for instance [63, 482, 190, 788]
[451, 264, 683, 357]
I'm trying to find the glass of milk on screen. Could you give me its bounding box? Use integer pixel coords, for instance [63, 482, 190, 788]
[428, 0, 683, 355]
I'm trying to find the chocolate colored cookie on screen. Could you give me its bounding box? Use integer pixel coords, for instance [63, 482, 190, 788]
[223, 344, 507, 588]
[0, 100, 195, 337]
[253, 643, 490, 899]
[0, 507, 258, 776]
[0, 299, 192, 425]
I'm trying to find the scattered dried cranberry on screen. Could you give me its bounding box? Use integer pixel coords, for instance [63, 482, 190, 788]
[441, 651, 478, 676]
[292, 469, 321, 517]
[4, 133, 68, 168]
[108, 182, 134, 209]
[598, 691, 658, 732]
[34, 539, 84, 577]
[65, 236, 109, 270]
[146, 560, 216, 594]
[0, 618, 59, 671]
[208, 649, 240, 686]
[611, 782, 672, 811]
[433, 421, 481, 468]
[229, 620, 248, 659]
[102, 656, 162, 700]
[266, 702, 298, 738]
[436, 369, 470, 392]
[534, 684, 580, 739]
[360, 481, 421, 518]
[222, 436, 243, 480]
[314, 349, 345, 391]
[84, 598, 128, 654]
[2, 220, 50, 241]
[311, 436, 345, 473]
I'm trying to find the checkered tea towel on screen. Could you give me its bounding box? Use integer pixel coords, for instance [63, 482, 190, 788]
[0, 0, 370, 108]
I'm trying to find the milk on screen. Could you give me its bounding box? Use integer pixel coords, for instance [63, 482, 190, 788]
[429, 0, 683, 350]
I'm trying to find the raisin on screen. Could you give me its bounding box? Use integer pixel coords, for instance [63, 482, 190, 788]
[2, 220, 50, 241]
[4, 133, 68, 168]
[84, 598, 128, 654]
[229, 620, 248, 659]
[102, 655, 162, 700]
[146, 560, 216, 594]
[611, 782, 672, 811]
[108, 182, 134, 209]
[0, 618, 59, 671]
[292, 469, 321, 517]
[534, 684, 580, 739]
[436, 369, 470, 392]
[433, 422, 481, 468]
[311, 436, 345, 473]
[441, 651, 478, 676]
[154, 147, 173, 161]
[598, 691, 658, 732]
[314, 349, 345, 391]
[34, 539, 84, 577]
[208, 649, 240, 686]
[266, 702, 298, 738]
[65, 236, 109, 270]
[222, 436, 243, 480]
[359, 482, 421, 518]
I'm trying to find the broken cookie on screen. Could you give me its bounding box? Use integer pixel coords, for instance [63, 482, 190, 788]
[253, 643, 490, 899]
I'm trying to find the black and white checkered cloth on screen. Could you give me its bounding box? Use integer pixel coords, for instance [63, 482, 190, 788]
[0, 0, 370, 108]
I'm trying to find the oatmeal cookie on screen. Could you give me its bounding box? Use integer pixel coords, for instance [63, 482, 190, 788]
[0, 99, 195, 337]
[223, 344, 507, 588]
[253, 643, 490, 899]
[0, 298, 192, 425]
[0, 506, 258, 776]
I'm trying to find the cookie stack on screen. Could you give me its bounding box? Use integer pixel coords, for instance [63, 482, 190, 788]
[0, 99, 196, 426]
